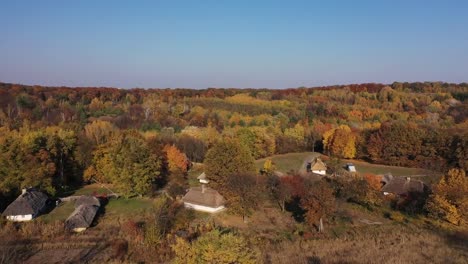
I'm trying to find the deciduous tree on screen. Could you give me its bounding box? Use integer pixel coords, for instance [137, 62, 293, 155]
[204, 139, 255, 192]
[426, 169, 468, 225]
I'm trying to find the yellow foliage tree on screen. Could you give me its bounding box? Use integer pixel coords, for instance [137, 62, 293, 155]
[84, 120, 118, 145]
[163, 144, 189, 174]
[426, 169, 468, 225]
[323, 125, 356, 159]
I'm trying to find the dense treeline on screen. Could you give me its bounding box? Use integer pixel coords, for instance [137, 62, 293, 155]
[0, 81, 467, 201]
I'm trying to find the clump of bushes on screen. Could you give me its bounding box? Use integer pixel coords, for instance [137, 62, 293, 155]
[386, 211, 406, 222]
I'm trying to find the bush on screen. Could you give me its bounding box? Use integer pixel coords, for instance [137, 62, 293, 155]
[388, 211, 405, 222]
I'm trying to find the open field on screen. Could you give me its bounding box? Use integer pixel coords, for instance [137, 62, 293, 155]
[255, 152, 441, 183]
[39, 184, 155, 223]
[255, 152, 318, 173]
[342, 159, 435, 176]
[38, 201, 75, 223]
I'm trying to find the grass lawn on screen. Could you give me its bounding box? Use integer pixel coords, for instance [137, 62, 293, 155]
[341, 159, 442, 184]
[103, 197, 154, 218]
[343, 160, 430, 176]
[41, 184, 155, 222]
[38, 201, 75, 223]
[255, 152, 441, 183]
[187, 163, 205, 187]
[255, 152, 319, 173]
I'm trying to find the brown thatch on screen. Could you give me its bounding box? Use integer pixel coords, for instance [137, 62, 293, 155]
[382, 177, 427, 196]
[75, 195, 101, 207]
[65, 196, 100, 231]
[182, 186, 225, 208]
[310, 158, 327, 171]
[2, 189, 48, 217]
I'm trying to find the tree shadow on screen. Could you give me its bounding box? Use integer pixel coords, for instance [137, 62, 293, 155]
[444, 230, 468, 252]
[307, 256, 322, 264]
[285, 197, 306, 222]
[92, 197, 108, 227]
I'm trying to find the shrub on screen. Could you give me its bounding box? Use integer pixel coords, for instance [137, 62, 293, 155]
[388, 211, 405, 222]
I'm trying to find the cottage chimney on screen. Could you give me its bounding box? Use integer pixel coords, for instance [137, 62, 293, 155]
[21, 188, 27, 194]
[201, 184, 206, 193]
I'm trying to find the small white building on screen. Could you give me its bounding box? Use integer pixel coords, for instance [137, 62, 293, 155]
[307, 158, 327, 175]
[197, 172, 210, 184]
[182, 185, 225, 213]
[2, 188, 48, 222]
[345, 163, 357, 173]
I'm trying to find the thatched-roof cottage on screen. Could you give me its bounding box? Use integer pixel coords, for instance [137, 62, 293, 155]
[65, 196, 101, 232]
[381, 176, 427, 196]
[182, 185, 225, 213]
[307, 158, 327, 175]
[2, 188, 48, 222]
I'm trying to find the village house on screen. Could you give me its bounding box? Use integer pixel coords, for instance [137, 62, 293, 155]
[307, 157, 327, 175]
[2, 188, 49, 222]
[182, 185, 225, 213]
[65, 195, 101, 232]
[381, 174, 427, 197]
[197, 172, 210, 184]
[345, 163, 357, 173]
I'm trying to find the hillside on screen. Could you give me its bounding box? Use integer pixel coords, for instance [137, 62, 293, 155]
[0, 82, 467, 263]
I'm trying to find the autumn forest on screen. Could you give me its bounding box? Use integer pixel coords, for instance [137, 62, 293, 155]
[0, 81, 467, 263]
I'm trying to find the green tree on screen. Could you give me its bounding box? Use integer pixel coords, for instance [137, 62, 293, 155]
[225, 173, 259, 221]
[204, 139, 256, 192]
[0, 126, 78, 196]
[89, 131, 163, 197]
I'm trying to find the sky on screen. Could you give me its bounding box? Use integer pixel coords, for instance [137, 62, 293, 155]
[1, 0, 467, 89]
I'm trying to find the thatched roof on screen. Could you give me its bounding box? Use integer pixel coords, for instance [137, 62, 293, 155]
[197, 172, 207, 180]
[65, 196, 101, 231]
[2, 189, 48, 216]
[310, 158, 327, 171]
[75, 195, 101, 207]
[65, 204, 99, 230]
[382, 177, 426, 196]
[182, 186, 225, 208]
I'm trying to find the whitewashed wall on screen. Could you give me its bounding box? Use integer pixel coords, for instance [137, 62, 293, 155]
[6, 214, 33, 222]
[184, 202, 225, 213]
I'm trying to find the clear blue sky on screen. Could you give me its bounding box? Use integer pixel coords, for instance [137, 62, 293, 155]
[1, 0, 467, 88]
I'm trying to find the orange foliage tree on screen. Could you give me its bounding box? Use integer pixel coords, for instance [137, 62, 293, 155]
[163, 145, 190, 175]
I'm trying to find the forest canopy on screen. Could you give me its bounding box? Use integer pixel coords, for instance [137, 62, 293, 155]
[0, 81, 467, 201]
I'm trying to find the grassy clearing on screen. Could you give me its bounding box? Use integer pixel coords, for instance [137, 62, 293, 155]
[343, 159, 431, 176]
[255, 152, 441, 183]
[187, 163, 205, 187]
[255, 152, 318, 173]
[103, 197, 154, 218]
[42, 184, 155, 222]
[38, 202, 75, 223]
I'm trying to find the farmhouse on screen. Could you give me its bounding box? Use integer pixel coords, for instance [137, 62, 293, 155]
[197, 172, 209, 184]
[307, 157, 327, 175]
[182, 185, 225, 213]
[381, 175, 427, 196]
[65, 196, 101, 232]
[2, 188, 48, 222]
